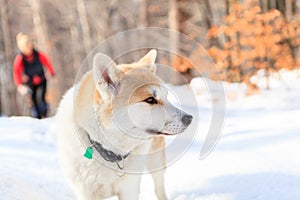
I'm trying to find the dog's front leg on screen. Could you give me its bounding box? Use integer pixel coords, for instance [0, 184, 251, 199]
[117, 175, 141, 200]
[148, 137, 168, 200]
[75, 190, 98, 200]
[118, 191, 139, 200]
[150, 170, 168, 200]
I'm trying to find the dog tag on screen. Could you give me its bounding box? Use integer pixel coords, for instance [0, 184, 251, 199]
[116, 159, 125, 176]
[117, 169, 125, 177]
[84, 147, 94, 159]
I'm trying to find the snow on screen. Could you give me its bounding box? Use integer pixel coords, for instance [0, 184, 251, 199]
[1, 69, 300, 200]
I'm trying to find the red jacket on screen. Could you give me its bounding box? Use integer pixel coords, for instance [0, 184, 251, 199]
[13, 51, 55, 86]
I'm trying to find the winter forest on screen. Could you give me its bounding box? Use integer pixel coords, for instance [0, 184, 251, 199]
[1, 0, 300, 116]
[1, 1, 300, 199]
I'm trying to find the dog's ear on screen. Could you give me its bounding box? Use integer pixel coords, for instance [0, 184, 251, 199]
[137, 49, 157, 73]
[93, 53, 120, 100]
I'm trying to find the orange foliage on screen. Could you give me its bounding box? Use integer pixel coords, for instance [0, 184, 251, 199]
[207, 0, 300, 83]
[172, 55, 193, 73]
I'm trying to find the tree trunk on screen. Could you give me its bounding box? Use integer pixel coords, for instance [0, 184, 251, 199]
[203, 0, 213, 28]
[76, 0, 91, 56]
[0, 0, 19, 116]
[29, 0, 59, 115]
[168, 0, 179, 55]
[199, 0, 221, 48]
[268, 0, 277, 9]
[29, 0, 48, 52]
[296, 0, 300, 14]
[138, 0, 148, 28]
[276, 0, 286, 15]
[260, 0, 269, 12]
[292, 0, 296, 15]
[285, 0, 293, 20]
[94, 1, 109, 44]
[225, 0, 238, 14]
[168, 0, 180, 84]
[70, 25, 81, 73]
[226, 0, 230, 15]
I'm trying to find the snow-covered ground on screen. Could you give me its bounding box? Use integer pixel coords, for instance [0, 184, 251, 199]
[1, 70, 300, 200]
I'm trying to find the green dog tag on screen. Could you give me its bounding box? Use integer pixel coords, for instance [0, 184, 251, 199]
[84, 147, 94, 159]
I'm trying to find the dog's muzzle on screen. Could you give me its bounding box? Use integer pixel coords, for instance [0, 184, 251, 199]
[146, 113, 193, 136]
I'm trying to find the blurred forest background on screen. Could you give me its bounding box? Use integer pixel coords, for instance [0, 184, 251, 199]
[1, 0, 300, 116]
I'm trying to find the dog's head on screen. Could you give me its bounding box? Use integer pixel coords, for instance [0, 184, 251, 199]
[93, 50, 193, 138]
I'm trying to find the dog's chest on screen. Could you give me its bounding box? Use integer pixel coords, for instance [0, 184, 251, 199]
[83, 164, 139, 198]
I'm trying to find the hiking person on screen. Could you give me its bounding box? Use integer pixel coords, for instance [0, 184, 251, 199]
[13, 32, 55, 119]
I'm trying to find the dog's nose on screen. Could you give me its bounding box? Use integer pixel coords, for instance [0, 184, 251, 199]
[181, 114, 193, 126]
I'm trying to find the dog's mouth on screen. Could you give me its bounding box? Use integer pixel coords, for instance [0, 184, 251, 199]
[157, 131, 173, 136]
[146, 129, 175, 136]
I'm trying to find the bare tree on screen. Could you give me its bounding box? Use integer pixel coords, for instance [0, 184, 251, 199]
[29, 0, 48, 52]
[168, 0, 180, 84]
[0, 0, 19, 116]
[285, 0, 294, 21]
[29, 0, 60, 114]
[138, 0, 148, 28]
[76, 0, 91, 55]
[168, 0, 179, 58]
[70, 22, 82, 73]
[2, 0, 300, 115]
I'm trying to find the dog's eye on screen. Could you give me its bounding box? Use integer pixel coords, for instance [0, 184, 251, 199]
[144, 97, 157, 105]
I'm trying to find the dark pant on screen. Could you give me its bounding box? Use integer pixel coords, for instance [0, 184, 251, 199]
[28, 80, 48, 119]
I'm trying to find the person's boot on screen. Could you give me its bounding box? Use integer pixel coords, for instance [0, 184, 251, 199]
[31, 107, 40, 119]
[38, 102, 48, 118]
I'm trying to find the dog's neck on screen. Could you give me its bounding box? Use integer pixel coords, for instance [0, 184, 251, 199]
[85, 130, 130, 169]
[74, 72, 144, 160]
[86, 123, 143, 158]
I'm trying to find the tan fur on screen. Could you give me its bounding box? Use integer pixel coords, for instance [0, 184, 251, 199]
[56, 50, 192, 200]
[128, 84, 159, 105]
[112, 67, 162, 108]
[149, 136, 166, 153]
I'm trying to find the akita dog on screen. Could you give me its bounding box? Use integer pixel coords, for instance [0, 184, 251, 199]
[56, 50, 193, 200]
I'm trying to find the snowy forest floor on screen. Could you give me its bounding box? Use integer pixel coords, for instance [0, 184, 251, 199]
[1, 70, 300, 200]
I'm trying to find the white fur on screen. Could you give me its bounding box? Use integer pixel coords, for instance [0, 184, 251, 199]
[56, 84, 148, 200]
[56, 50, 192, 200]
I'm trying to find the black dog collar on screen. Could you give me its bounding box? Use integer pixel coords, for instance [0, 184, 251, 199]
[85, 132, 130, 170]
